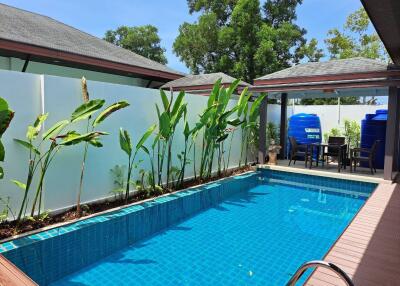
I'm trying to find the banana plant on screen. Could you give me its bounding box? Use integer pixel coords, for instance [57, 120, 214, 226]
[155, 90, 186, 188]
[244, 93, 267, 164]
[75, 77, 129, 216]
[236, 89, 267, 166]
[197, 79, 242, 179]
[0, 97, 14, 180]
[119, 124, 156, 204]
[13, 101, 109, 222]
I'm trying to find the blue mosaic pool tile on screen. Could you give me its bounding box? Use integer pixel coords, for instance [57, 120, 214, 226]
[0, 170, 376, 285]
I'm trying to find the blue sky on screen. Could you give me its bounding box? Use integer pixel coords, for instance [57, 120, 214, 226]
[1, 0, 363, 73]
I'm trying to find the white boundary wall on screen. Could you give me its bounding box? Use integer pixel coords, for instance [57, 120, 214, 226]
[0, 69, 388, 214]
[266, 104, 388, 135]
[0, 70, 245, 214]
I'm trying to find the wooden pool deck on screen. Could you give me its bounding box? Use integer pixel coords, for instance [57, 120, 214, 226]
[305, 181, 400, 286]
[0, 255, 37, 285]
[260, 163, 400, 285]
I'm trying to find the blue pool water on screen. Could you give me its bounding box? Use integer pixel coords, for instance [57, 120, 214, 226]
[51, 173, 373, 286]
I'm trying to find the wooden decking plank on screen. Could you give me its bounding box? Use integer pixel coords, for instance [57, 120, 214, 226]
[305, 182, 400, 285]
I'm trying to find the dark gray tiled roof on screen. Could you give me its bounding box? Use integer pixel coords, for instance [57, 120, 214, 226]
[256, 57, 388, 81]
[0, 3, 183, 76]
[162, 72, 251, 89]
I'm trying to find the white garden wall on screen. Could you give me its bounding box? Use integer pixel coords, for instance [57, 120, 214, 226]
[0, 70, 244, 214]
[266, 103, 388, 136]
[289, 104, 387, 135]
[0, 69, 388, 216]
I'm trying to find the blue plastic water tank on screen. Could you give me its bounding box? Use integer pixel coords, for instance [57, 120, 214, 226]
[360, 109, 387, 169]
[288, 113, 322, 158]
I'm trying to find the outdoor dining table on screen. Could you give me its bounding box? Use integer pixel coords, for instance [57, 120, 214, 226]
[307, 142, 347, 172]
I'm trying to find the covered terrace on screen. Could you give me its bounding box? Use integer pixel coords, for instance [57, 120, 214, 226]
[253, 57, 400, 181]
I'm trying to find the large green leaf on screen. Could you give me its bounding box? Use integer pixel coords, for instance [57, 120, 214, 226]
[171, 103, 187, 128]
[92, 101, 130, 127]
[171, 91, 185, 118]
[34, 113, 48, 128]
[59, 131, 107, 146]
[71, 99, 105, 123]
[219, 106, 239, 122]
[88, 139, 103, 148]
[0, 98, 9, 111]
[226, 79, 240, 99]
[26, 113, 48, 140]
[207, 79, 222, 108]
[141, 145, 150, 155]
[237, 88, 250, 117]
[159, 112, 171, 139]
[135, 124, 156, 154]
[14, 139, 40, 155]
[249, 93, 267, 122]
[0, 97, 13, 139]
[43, 120, 70, 140]
[160, 90, 170, 111]
[0, 109, 14, 136]
[11, 179, 26, 190]
[227, 118, 242, 127]
[216, 133, 229, 143]
[119, 128, 132, 156]
[183, 121, 190, 139]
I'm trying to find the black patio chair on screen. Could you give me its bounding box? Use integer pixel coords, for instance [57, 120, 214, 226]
[288, 136, 310, 167]
[350, 140, 379, 174]
[323, 136, 347, 171]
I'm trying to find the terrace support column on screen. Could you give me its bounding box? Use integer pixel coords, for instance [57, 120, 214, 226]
[384, 86, 400, 180]
[279, 93, 288, 159]
[258, 95, 268, 164]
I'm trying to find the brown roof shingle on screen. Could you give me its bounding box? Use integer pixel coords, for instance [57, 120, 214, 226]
[0, 3, 183, 78]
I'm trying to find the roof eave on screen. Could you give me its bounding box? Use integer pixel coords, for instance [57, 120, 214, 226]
[0, 38, 183, 81]
[250, 77, 400, 93]
[254, 69, 399, 86]
[161, 82, 251, 91]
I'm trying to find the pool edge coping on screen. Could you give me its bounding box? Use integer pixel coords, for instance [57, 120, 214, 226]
[0, 169, 257, 245]
[259, 164, 387, 184]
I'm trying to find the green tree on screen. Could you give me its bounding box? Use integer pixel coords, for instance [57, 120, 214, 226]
[325, 7, 388, 61]
[174, 0, 322, 83]
[104, 25, 168, 64]
[301, 7, 387, 105]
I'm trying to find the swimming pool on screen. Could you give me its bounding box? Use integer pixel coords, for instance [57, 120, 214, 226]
[0, 170, 376, 285]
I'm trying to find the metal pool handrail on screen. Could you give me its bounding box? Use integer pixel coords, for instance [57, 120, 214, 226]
[286, 260, 355, 286]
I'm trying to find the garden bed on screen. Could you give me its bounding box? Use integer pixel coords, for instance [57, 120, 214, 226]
[0, 165, 253, 240]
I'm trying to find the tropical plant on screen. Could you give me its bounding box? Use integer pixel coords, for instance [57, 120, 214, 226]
[0, 197, 14, 223]
[119, 124, 156, 204]
[0, 97, 14, 180]
[176, 118, 192, 187]
[109, 165, 126, 201]
[343, 119, 361, 150]
[323, 127, 342, 143]
[237, 91, 267, 166]
[196, 79, 243, 179]
[76, 77, 129, 216]
[13, 106, 108, 222]
[266, 122, 279, 146]
[154, 90, 187, 188]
